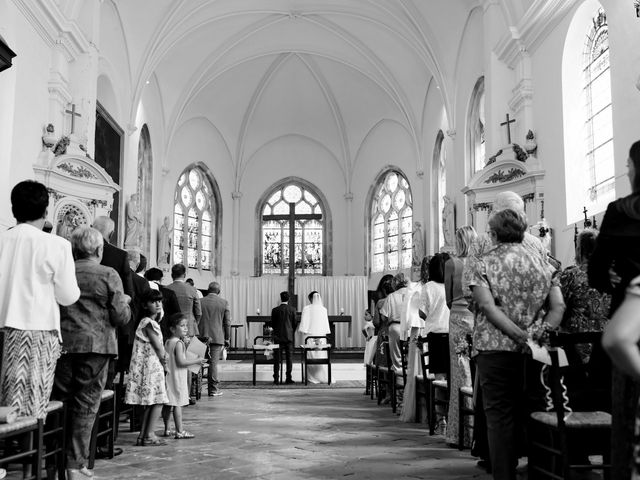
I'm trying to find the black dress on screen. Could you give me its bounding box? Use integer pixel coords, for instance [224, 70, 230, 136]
[589, 192, 640, 480]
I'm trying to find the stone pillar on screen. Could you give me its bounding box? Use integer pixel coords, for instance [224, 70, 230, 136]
[344, 192, 353, 275]
[231, 190, 242, 276]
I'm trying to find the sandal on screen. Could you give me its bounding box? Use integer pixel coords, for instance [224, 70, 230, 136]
[141, 437, 167, 446]
[161, 429, 176, 437]
[175, 430, 195, 439]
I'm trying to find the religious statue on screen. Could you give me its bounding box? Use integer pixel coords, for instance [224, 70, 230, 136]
[42, 124, 56, 150]
[53, 136, 70, 156]
[442, 195, 455, 249]
[157, 216, 171, 266]
[56, 211, 78, 241]
[411, 222, 425, 266]
[124, 193, 143, 249]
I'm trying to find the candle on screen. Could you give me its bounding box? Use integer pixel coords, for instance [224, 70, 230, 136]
[256, 308, 261, 315]
[340, 307, 344, 315]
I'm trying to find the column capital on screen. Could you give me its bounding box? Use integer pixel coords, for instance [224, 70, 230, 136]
[446, 129, 456, 139]
[232, 191, 243, 199]
[416, 170, 424, 179]
[344, 192, 353, 201]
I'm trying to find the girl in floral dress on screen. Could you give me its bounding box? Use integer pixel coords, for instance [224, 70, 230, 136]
[161, 313, 205, 439]
[125, 289, 169, 446]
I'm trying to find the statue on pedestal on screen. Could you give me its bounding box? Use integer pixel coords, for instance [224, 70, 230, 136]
[442, 195, 455, 249]
[124, 193, 143, 249]
[412, 221, 425, 267]
[157, 216, 171, 267]
[56, 211, 78, 241]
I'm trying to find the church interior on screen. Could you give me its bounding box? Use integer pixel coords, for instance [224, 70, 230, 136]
[1, 0, 640, 478]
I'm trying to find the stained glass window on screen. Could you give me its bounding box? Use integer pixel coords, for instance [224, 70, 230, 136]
[173, 166, 216, 271]
[582, 8, 615, 207]
[261, 182, 324, 276]
[468, 77, 485, 176]
[371, 170, 413, 273]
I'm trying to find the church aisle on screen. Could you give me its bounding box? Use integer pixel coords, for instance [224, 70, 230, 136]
[94, 388, 491, 480]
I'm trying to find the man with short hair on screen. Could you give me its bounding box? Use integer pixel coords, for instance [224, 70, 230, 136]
[164, 264, 201, 336]
[269, 291, 297, 384]
[0, 180, 80, 426]
[199, 282, 231, 396]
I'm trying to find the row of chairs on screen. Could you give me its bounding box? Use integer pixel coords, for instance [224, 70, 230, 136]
[0, 390, 116, 479]
[252, 335, 332, 385]
[366, 331, 612, 479]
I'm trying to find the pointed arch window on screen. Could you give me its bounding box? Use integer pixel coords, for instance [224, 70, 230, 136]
[582, 8, 614, 204]
[173, 166, 216, 271]
[468, 77, 486, 177]
[260, 182, 326, 276]
[371, 170, 413, 273]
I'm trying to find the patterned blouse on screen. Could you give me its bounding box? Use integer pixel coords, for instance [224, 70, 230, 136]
[468, 242, 557, 354]
[559, 264, 611, 333]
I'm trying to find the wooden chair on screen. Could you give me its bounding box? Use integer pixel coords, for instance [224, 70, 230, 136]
[301, 336, 332, 386]
[416, 333, 450, 434]
[414, 337, 431, 424]
[88, 389, 116, 469]
[43, 400, 66, 480]
[376, 339, 398, 413]
[252, 336, 281, 385]
[0, 416, 43, 480]
[528, 331, 611, 480]
[396, 339, 409, 406]
[192, 336, 210, 400]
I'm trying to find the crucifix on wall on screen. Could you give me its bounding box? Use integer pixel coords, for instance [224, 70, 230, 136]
[263, 202, 322, 302]
[500, 113, 516, 144]
[65, 103, 82, 134]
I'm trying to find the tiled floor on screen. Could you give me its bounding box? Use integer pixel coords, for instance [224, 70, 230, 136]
[95, 386, 492, 480]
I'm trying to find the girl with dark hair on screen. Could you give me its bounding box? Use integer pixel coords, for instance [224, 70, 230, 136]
[589, 139, 640, 479]
[126, 289, 169, 446]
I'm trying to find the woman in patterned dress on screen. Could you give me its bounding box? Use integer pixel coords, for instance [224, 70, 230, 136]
[126, 289, 169, 446]
[469, 209, 565, 480]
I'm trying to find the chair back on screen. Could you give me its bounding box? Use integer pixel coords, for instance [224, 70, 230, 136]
[376, 337, 392, 370]
[399, 339, 408, 385]
[547, 331, 609, 424]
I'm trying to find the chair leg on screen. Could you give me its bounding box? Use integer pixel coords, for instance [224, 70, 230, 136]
[458, 390, 464, 450]
[327, 361, 331, 386]
[252, 362, 256, 386]
[428, 383, 435, 435]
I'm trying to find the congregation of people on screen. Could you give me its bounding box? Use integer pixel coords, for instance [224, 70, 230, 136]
[2, 140, 640, 480]
[362, 140, 640, 480]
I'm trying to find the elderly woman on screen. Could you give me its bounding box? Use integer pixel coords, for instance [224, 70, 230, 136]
[444, 225, 477, 447]
[52, 226, 131, 480]
[469, 209, 564, 480]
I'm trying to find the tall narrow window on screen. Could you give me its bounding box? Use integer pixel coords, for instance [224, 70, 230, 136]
[371, 170, 413, 273]
[260, 182, 325, 276]
[467, 77, 486, 177]
[173, 166, 216, 271]
[583, 8, 614, 206]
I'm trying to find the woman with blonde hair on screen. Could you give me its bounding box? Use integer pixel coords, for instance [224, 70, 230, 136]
[443, 225, 477, 447]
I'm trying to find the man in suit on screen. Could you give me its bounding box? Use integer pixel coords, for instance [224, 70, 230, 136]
[269, 291, 297, 384]
[164, 263, 201, 336]
[199, 282, 230, 396]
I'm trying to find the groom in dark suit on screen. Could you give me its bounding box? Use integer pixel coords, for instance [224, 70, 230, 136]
[269, 291, 297, 384]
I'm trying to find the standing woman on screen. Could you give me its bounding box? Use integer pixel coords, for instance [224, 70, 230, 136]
[444, 225, 477, 447]
[589, 140, 640, 480]
[470, 209, 565, 480]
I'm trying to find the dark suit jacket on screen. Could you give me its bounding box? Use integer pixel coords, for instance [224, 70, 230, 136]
[199, 293, 231, 345]
[101, 240, 134, 298]
[269, 303, 297, 344]
[129, 270, 152, 337]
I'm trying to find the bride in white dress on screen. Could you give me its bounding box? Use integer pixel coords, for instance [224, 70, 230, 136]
[297, 291, 331, 384]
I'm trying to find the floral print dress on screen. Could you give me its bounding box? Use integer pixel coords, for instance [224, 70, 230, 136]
[125, 317, 168, 406]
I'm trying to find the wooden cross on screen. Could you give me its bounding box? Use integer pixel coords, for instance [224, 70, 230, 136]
[65, 103, 82, 134]
[500, 113, 516, 144]
[263, 202, 322, 302]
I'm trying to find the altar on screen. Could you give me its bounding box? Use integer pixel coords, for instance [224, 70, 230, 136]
[246, 315, 352, 349]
